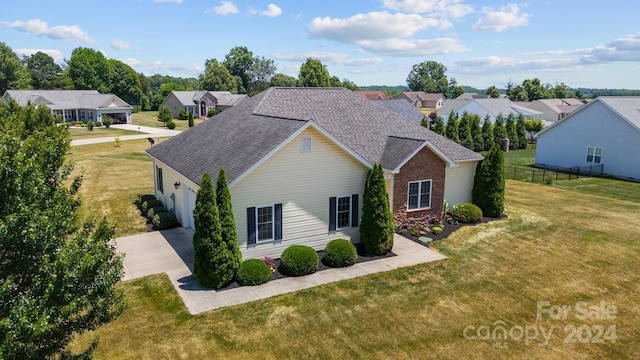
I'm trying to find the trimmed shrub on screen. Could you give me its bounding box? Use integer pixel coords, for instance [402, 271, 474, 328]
[153, 211, 179, 230]
[146, 207, 167, 221]
[102, 116, 113, 128]
[323, 239, 357, 268]
[451, 203, 483, 223]
[188, 112, 194, 127]
[178, 110, 189, 120]
[279, 245, 318, 276]
[166, 121, 176, 129]
[236, 259, 272, 286]
[472, 145, 505, 218]
[95, 121, 102, 127]
[87, 121, 94, 131]
[207, 109, 220, 117]
[360, 164, 394, 255]
[140, 194, 156, 203]
[141, 199, 163, 216]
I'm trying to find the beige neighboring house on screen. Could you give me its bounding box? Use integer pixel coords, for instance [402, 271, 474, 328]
[397, 92, 445, 110]
[3, 90, 132, 123]
[161, 90, 248, 118]
[146, 87, 482, 260]
[355, 91, 391, 100]
[525, 98, 586, 122]
[440, 98, 542, 123]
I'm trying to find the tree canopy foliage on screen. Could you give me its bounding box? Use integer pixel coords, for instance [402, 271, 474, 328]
[298, 58, 331, 87]
[0, 42, 31, 93]
[406, 60, 448, 94]
[0, 102, 124, 358]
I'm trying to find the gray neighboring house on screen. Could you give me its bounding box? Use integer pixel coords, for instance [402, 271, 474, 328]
[535, 96, 640, 181]
[146, 87, 482, 259]
[161, 90, 248, 118]
[439, 98, 542, 123]
[371, 98, 425, 123]
[3, 90, 132, 123]
[525, 98, 585, 123]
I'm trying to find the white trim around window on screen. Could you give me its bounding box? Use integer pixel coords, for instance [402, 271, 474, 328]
[407, 180, 432, 211]
[335, 195, 351, 229]
[301, 137, 312, 152]
[586, 146, 602, 164]
[256, 204, 275, 243]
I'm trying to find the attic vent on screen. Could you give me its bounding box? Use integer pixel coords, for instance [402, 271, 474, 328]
[301, 137, 312, 152]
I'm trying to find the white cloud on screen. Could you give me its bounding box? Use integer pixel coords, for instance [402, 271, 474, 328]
[153, 0, 184, 3]
[260, 4, 282, 18]
[1, 19, 94, 44]
[359, 37, 468, 56]
[13, 48, 65, 63]
[205, 1, 239, 15]
[472, 4, 530, 32]
[120, 58, 202, 77]
[110, 39, 141, 50]
[272, 52, 382, 66]
[380, 0, 473, 18]
[309, 11, 448, 43]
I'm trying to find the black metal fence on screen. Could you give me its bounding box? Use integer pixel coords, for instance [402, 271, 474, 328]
[506, 164, 604, 183]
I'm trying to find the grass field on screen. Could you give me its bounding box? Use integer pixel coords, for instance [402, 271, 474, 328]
[68, 126, 140, 140]
[503, 146, 536, 166]
[68, 177, 640, 358]
[132, 111, 205, 131]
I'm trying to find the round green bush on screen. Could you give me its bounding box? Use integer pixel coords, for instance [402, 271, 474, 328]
[323, 239, 357, 268]
[146, 207, 167, 221]
[279, 245, 318, 276]
[141, 199, 163, 215]
[451, 203, 483, 223]
[152, 211, 179, 230]
[236, 259, 272, 286]
[166, 121, 176, 129]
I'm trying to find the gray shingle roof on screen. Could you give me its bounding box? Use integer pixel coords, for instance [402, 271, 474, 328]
[371, 99, 425, 123]
[147, 88, 482, 186]
[4, 90, 131, 110]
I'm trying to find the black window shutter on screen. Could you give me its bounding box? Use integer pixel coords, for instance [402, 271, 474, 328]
[247, 207, 256, 245]
[274, 203, 283, 240]
[329, 196, 337, 231]
[351, 194, 359, 227]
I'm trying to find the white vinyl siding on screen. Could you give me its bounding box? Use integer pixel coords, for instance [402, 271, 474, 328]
[586, 146, 602, 164]
[231, 126, 368, 259]
[444, 162, 477, 206]
[407, 180, 431, 210]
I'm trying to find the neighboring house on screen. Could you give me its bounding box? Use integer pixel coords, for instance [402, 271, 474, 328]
[535, 97, 640, 181]
[456, 92, 489, 100]
[525, 98, 585, 122]
[371, 99, 425, 124]
[146, 88, 482, 259]
[3, 90, 132, 124]
[439, 98, 542, 123]
[355, 91, 391, 100]
[161, 90, 247, 118]
[397, 92, 445, 109]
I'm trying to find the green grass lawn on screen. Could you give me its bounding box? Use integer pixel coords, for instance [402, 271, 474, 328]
[69, 126, 140, 140]
[68, 179, 640, 358]
[132, 111, 205, 131]
[503, 144, 536, 166]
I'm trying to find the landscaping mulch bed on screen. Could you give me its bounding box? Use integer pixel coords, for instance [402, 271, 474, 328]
[217, 245, 395, 292]
[399, 214, 508, 247]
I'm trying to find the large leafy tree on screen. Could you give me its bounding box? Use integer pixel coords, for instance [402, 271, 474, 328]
[359, 164, 394, 255]
[298, 58, 331, 87]
[0, 102, 124, 358]
[216, 168, 242, 276]
[271, 73, 297, 87]
[406, 60, 448, 93]
[192, 172, 235, 289]
[484, 85, 501, 98]
[107, 59, 143, 105]
[223, 46, 254, 94]
[67, 47, 110, 93]
[524, 119, 544, 143]
[247, 56, 276, 95]
[0, 42, 31, 93]
[472, 145, 505, 218]
[199, 59, 237, 93]
[23, 51, 69, 90]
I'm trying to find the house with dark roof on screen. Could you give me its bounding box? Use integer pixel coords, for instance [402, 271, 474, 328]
[535, 97, 640, 181]
[371, 99, 425, 124]
[525, 98, 585, 122]
[355, 91, 391, 100]
[161, 90, 248, 118]
[3, 90, 133, 123]
[146, 88, 482, 259]
[439, 98, 542, 123]
[397, 92, 445, 109]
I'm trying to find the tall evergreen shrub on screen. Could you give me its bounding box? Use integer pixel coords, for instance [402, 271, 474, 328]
[472, 145, 505, 218]
[216, 167, 242, 278]
[493, 114, 507, 151]
[360, 164, 394, 255]
[481, 115, 495, 151]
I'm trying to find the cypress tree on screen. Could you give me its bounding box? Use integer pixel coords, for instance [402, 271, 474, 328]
[458, 112, 474, 150]
[472, 145, 505, 218]
[505, 113, 517, 150]
[493, 114, 506, 150]
[445, 110, 460, 144]
[516, 114, 528, 149]
[471, 114, 484, 152]
[432, 115, 445, 135]
[216, 167, 242, 278]
[360, 164, 394, 255]
[481, 114, 494, 151]
[420, 116, 430, 129]
[188, 111, 194, 127]
[193, 172, 233, 289]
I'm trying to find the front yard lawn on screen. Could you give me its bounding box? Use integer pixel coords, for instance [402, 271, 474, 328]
[68, 180, 640, 358]
[69, 126, 140, 140]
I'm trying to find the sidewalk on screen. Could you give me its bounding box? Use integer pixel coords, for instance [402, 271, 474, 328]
[116, 229, 446, 315]
[70, 124, 181, 146]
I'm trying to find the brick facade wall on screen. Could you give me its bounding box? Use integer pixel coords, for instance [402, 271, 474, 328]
[393, 147, 446, 227]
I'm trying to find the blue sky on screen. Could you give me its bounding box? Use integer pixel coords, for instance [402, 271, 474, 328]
[1, 0, 639, 89]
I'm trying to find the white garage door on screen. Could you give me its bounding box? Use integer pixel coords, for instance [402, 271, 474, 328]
[185, 186, 197, 229]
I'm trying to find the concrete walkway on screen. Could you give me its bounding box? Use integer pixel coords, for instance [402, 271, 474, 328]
[70, 124, 181, 146]
[116, 229, 446, 315]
